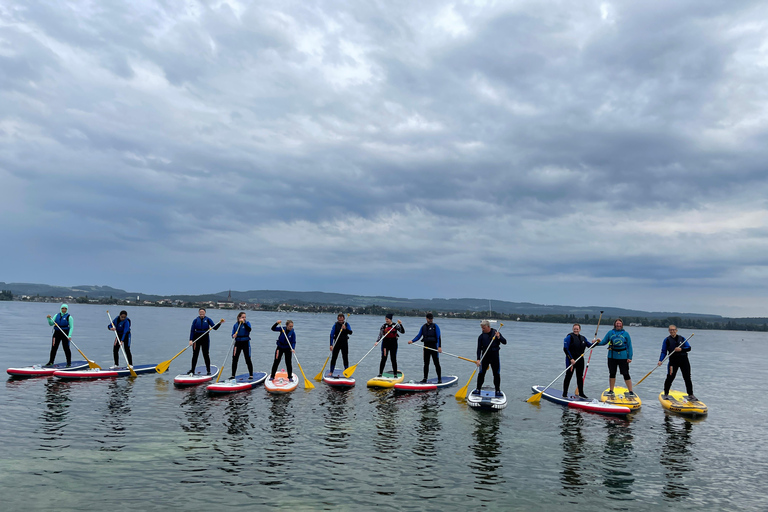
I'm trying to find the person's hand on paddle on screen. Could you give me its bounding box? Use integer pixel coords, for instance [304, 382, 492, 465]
[476, 359, 481, 366]
[570, 358, 576, 368]
[47, 315, 52, 319]
[276, 320, 282, 325]
[438, 347, 442, 353]
[674, 347, 682, 352]
[329, 345, 333, 351]
[291, 349, 295, 353]
[627, 359, 632, 363]
[657, 361, 663, 366]
[408, 340, 413, 344]
[189, 340, 195, 346]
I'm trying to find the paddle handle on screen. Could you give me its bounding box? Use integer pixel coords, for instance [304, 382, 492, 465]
[635, 333, 694, 387]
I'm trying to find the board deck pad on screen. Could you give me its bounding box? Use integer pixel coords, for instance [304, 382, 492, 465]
[366, 371, 405, 388]
[323, 368, 355, 387]
[264, 371, 299, 393]
[659, 390, 708, 417]
[467, 387, 507, 410]
[600, 386, 642, 410]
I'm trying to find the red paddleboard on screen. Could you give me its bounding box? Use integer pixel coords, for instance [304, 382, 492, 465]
[174, 365, 219, 387]
[7, 361, 89, 377]
[394, 380, 438, 393]
[322, 368, 355, 387]
[53, 364, 158, 379]
[206, 372, 268, 394]
[264, 370, 299, 394]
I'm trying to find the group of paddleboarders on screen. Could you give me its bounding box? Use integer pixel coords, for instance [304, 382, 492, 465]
[561, 319, 696, 401]
[39, 305, 696, 401]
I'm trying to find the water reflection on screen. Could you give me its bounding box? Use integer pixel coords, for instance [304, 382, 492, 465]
[602, 419, 635, 497]
[97, 379, 135, 452]
[469, 412, 505, 490]
[179, 389, 213, 434]
[223, 394, 253, 438]
[410, 394, 444, 499]
[371, 391, 401, 461]
[559, 410, 587, 495]
[321, 387, 352, 453]
[37, 378, 72, 450]
[660, 415, 694, 501]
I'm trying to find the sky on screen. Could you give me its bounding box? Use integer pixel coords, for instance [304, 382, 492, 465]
[1, 1, 768, 317]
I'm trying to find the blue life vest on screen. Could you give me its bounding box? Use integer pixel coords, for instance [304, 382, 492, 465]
[608, 331, 628, 352]
[192, 317, 212, 335]
[54, 313, 71, 333]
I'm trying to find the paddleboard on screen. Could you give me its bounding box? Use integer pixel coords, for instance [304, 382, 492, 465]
[367, 371, 405, 388]
[467, 387, 507, 411]
[659, 390, 708, 417]
[7, 361, 89, 378]
[600, 386, 642, 411]
[264, 370, 299, 394]
[53, 364, 158, 379]
[531, 386, 631, 416]
[322, 368, 355, 388]
[393, 376, 459, 392]
[174, 365, 219, 387]
[206, 372, 268, 394]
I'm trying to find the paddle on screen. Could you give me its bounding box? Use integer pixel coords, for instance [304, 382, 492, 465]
[314, 314, 351, 381]
[279, 324, 314, 390]
[576, 310, 603, 395]
[107, 310, 137, 377]
[635, 333, 695, 387]
[53, 323, 101, 369]
[215, 321, 240, 383]
[455, 322, 504, 400]
[527, 340, 599, 404]
[155, 319, 225, 374]
[410, 342, 477, 364]
[343, 322, 399, 378]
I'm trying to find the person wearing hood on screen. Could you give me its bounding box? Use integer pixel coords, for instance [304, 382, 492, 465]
[593, 319, 634, 397]
[46, 304, 73, 367]
[375, 313, 404, 377]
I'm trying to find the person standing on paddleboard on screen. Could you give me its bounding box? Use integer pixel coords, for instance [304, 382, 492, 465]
[329, 314, 352, 375]
[46, 304, 73, 367]
[473, 320, 507, 397]
[108, 310, 132, 367]
[408, 312, 442, 383]
[230, 312, 253, 379]
[188, 308, 223, 376]
[658, 325, 696, 400]
[562, 323, 591, 398]
[270, 320, 296, 381]
[593, 318, 634, 397]
[376, 313, 404, 377]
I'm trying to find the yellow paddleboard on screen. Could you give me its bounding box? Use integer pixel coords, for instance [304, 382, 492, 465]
[366, 371, 404, 388]
[600, 386, 642, 411]
[659, 390, 708, 417]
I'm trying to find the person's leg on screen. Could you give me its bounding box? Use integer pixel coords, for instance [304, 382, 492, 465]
[574, 359, 585, 397]
[608, 359, 618, 393]
[201, 337, 211, 373]
[422, 349, 430, 381]
[62, 339, 72, 365]
[244, 342, 253, 376]
[113, 343, 120, 366]
[48, 336, 60, 365]
[330, 343, 342, 374]
[390, 343, 398, 375]
[379, 347, 387, 376]
[619, 360, 632, 392]
[680, 358, 693, 396]
[190, 341, 201, 372]
[664, 362, 678, 396]
[491, 356, 501, 391]
[341, 342, 349, 369]
[433, 351, 442, 380]
[285, 350, 293, 378]
[563, 358, 574, 395]
[270, 348, 282, 379]
[231, 344, 242, 378]
[124, 344, 133, 366]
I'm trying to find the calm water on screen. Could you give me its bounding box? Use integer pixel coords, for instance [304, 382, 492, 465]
[0, 302, 765, 510]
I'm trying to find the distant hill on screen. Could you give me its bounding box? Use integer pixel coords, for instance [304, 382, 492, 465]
[0, 281, 732, 320]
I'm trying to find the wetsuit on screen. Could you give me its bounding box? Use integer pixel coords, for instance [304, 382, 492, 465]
[562, 332, 590, 396]
[412, 322, 442, 381]
[231, 321, 253, 378]
[108, 317, 132, 366]
[660, 335, 693, 396]
[476, 328, 507, 392]
[189, 316, 221, 373]
[595, 328, 632, 380]
[47, 312, 73, 365]
[378, 323, 405, 375]
[270, 323, 296, 379]
[329, 321, 352, 374]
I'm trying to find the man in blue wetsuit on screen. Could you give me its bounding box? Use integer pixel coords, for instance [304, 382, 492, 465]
[658, 325, 696, 400]
[562, 323, 591, 398]
[329, 313, 352, 375]
[473, 320, 507, 397]
[188, 308, 223, 375]
[408, 312, 442, 383]
[108, 310, 132, 366]
[593, 318, 634, 397]
[46, 304, 73, 367]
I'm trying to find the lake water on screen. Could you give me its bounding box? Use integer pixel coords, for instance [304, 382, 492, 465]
[0, 302, 765, 510]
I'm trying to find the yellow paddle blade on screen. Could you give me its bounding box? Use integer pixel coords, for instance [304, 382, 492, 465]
[455, 369, 477, 400]
[87, 360, 101, 370]
[155, 346, 188, 374]
[297, 363, 314, 390]
[314, 354, 331, 381]
[526, 391, 543, 404]
[128, 366, 138, 378]
[342, 364, 357, 378]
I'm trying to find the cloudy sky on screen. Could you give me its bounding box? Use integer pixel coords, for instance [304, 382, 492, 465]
[2, 1, 768, 316]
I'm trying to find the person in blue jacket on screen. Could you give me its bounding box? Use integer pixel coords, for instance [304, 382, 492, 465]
[329, 313, 352, 375]
[658, 325, 696, 400]
[473, 320, 507, 397]
[108, 310, 132, 367]
[188, 308, 223, 375]
[270, 320, 296, 381]
[408, 312, 442, 383]
[562, 323, 591, 398]
[46, 304, 73, 367]
[594, 318, 634, 397]
[230, 311, 253, 379]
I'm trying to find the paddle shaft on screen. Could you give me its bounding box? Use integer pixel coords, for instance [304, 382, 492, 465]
[216, 324, 239, 383]
[279, 324, 313, 389]
[315, 315, 351, 380]
[53, 323, 99, 369]
[635, 333, 695, 387]
[411, 342, 475, 363]
[107, 310, 136, 377]
[580, 310, 604, 388]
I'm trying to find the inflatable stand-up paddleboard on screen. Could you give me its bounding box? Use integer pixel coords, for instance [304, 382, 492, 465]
[54, 364, 158, 380]
[264, 370, 299, 394]
[207, 372, 267, 394]
[323, 368, 355, 388]
[394, 375, 459, 393]
[7, 361, 89, 378]
[600, 386, 642, 411]
[467, 387, 507, 411]
[659, 390, 708, 418]
[174, 365, 219, 387]
[530, 386, 631, 416]
[367, 371, 405, 388]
